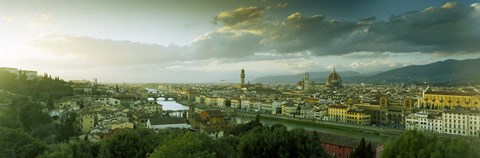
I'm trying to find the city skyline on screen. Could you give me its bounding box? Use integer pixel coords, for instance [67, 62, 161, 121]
[1, 0, 480, 83]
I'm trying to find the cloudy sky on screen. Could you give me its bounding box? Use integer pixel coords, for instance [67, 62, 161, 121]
[1, 0, 480, 83]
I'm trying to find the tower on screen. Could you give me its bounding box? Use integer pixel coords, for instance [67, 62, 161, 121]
[325, 67, 342, 89]
[303, 73, 310, 90]
[240, 68, 245, 84]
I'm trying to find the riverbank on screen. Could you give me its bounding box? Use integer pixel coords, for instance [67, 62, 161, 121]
[235, 111, 403, 143]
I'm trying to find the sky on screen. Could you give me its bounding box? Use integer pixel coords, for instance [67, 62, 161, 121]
[1, 0, 480, 83]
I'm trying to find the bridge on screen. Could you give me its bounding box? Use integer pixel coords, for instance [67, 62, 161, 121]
[147, 92, 177, 101]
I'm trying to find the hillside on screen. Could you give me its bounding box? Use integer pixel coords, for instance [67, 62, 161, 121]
[369, 58, 480, 83]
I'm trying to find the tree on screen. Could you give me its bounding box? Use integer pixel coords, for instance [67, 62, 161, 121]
[47, 97, 54, 110]
[101, 128, 162, 158]
[230, 119, 262, 136]
[350, 138, 373, 158]
[382, 130, 478, 158]
[237, 124, 328, 158]
[37, 143, 73, 158]
[0, 127, 47, 158]
[38, 141, 100, 158]
[225, 100, 231, 108]
[58, 113, 78, 142]
[18, 102, 52, 132]
[149, 132, 217, 158]
[0, 106, 22, 129]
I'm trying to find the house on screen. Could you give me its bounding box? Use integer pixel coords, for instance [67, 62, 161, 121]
[194, 110, 230, 138]
[110, 121, 134, 130]
[96, 98, 121, 106]
[76, 113, 96, 133]
[138, 101, 163, 114]
[317, 132, 381, 158]
[150, 117, 189, 129]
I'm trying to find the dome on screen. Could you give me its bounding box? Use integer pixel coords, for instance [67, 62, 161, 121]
[326, 67, 342, 88]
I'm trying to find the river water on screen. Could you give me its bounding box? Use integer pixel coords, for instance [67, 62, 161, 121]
[146, 89, 387, 143]
[147, 97, 189, 111]
[234, 115, 388, 143]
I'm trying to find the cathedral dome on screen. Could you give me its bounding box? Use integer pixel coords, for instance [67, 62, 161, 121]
[326, 68, 342, 88]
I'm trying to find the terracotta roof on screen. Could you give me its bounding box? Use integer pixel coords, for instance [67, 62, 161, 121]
[326, 68, 342, 84]
[150, 117, 187, 125]
[328, 105, 349, 109]
[203, 110, 224, 117]
[425, 91, 478, 96]
[308, 132, 381, 149]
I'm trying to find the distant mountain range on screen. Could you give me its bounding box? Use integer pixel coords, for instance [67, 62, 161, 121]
[252, 71, 363, 83]
[367, 58, 480, 83]
[252, 58, 480, 83]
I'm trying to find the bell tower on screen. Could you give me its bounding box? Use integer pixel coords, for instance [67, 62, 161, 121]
[240, 68, 245, 84]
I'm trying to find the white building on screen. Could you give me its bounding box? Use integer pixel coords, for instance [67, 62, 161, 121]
[216, 97, 226, 107]
[443, 110, 480, 137]
[272, 100, 285, 114]
[405, 111, 443, 133]
[405, 110, 480, 137]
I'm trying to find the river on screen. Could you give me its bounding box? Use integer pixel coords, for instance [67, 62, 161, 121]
[233, 115, 389, 143]
[145, 89, 388, 143]
[147, 97, 189, 111]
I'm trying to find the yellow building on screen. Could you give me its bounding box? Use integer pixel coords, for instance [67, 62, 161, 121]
[111, 122, 134, 130]
[328, 105, 349, 122]
[305, 98, 320, 104]
[76, 114, 96, 133]
[346, 110, 371, 125]
[281, 104, 297, 116]
[420, 92, 480, 110]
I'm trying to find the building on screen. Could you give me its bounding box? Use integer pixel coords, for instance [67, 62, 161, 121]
[150, 117, 189, 129]
[443, 110, 480, 137]
[326, 67, 342, 89]
[303, 73, 310, 90]
[419, 91, 480, 110]
[0, 67, 18, 74]
[296, 73, 311, 91]
[22, 70, 38, 80]
[76, 113, 96, 133]
[405, 111, 443, 133]
[0, 68, 37, 80]
[96, 98, 121, 106]
[193, 110, 230, 138]
[236, 69, 246, 90]
[346, 110, 371, 125]
[231, 99, 240, 109]
[328, 105, 349, 122]
[138, 101, 163, 114]
[110, 121, 134, 130]
[240, 68, 245, 84]
[317, 132, 381, 158]
[204, 96, 215, 106]
[281, 104, 298, 117]
[405, 110, 480, 137]
[216, 97, 226, 107]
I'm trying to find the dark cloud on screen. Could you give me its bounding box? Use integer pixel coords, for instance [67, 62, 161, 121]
[213, 6, 264, 30]
[366, 2, 480, 53]
[211, 2, 480, 57]
[260, 12, 364, 55]
[33, 2, 480, 67]
[190, 31, 263, 59]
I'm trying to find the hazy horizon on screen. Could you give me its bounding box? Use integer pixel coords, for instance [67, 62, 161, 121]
[2, 0, 480, 83]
